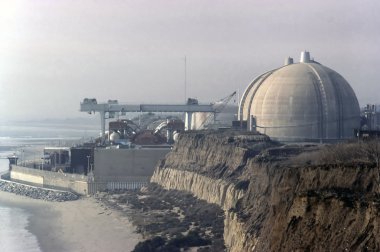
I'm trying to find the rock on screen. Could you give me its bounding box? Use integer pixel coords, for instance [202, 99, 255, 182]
[0, 180, 79, 201]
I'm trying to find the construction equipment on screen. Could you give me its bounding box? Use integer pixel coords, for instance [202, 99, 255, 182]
[198, 91, 237, 129]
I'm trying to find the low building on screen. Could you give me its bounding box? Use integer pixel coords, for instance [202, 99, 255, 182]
[93, 147, 170, 182]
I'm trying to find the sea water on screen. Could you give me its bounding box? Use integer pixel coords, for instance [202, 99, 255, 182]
[0, 157, 41, 252]
[0, 205, 41, 252]
[0, 122, 98, 252]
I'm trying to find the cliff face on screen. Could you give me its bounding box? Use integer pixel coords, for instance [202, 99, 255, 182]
[155, 131, 272, 181]
[239, 162, 380, 251]
[151, 131, 380, 251]
[151, 168, 244, 211]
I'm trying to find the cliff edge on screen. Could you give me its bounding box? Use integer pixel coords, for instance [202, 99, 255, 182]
[151, 131, 380, 251]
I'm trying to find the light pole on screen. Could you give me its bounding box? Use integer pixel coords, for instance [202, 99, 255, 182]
[54, 153, 57, 170]
[22, 149, 24, 166]
[88, 163, 94, 182]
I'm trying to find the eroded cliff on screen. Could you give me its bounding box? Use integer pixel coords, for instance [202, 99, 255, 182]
[151, 131, 380, 251]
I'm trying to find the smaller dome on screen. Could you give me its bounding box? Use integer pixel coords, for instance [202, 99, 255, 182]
[110, 132, 120, 142]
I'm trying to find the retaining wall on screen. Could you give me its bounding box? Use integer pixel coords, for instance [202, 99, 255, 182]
[9, 166, 150, 195]
[10, 166, 88, 195]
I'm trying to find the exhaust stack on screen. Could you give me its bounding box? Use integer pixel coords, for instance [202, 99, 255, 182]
[300, 51, 311, 63]
[284, 57, 294, 65]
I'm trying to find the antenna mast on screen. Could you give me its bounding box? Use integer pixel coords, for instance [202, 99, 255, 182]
[184, 56, 187, 103]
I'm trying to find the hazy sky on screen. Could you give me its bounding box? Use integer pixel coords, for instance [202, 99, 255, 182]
[0, 0, 379, 121]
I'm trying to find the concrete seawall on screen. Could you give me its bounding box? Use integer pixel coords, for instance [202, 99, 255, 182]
[8, 166, 151, 195]
[0, 177, 79, 201]
[10, 166, 88, 195]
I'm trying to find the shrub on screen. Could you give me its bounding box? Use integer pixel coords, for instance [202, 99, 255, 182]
[132, 236, 166, 252]
[167, 231, 211, 248]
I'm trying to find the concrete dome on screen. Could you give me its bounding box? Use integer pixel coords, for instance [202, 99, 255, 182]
[238, 52, 360, 141]
[110, 131, 120, 142]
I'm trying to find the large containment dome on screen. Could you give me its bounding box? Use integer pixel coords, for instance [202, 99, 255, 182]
[238, 51, 360, 141]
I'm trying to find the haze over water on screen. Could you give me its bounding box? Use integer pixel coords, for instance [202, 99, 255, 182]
[0, 122, 98, 252]
[0, 157, 42, 252]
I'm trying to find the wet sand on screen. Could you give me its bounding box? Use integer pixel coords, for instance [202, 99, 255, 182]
[0, 191, 141, 252]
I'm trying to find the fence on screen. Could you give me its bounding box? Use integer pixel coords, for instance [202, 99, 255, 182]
[87, 180, 149, 194]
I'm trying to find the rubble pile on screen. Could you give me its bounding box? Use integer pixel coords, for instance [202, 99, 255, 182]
[0, 180, 78, 201]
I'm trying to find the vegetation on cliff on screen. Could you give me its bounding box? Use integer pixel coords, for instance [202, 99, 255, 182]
[153, 130, 380, 251]
[237, 140, 380, 251]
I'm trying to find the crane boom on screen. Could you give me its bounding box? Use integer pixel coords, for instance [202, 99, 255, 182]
[198, 91, 237, 129]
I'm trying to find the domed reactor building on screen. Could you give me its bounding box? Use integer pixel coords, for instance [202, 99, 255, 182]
[238, 51, 360, 141]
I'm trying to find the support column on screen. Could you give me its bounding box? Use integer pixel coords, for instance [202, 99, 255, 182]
[100, 111, 106, 138]
[250, 115, 256, 132]
[185, 112, 193, 130]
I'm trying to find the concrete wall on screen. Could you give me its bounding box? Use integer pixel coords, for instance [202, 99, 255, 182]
[8, 148, 170, 195]
[11, 171, 44, 185]
[94, 148, 170, 180]
[10, 166, 88, 195]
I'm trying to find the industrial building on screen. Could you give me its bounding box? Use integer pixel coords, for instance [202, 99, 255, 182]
[361, 104, 380, 131]
[238, 51, 361, 141]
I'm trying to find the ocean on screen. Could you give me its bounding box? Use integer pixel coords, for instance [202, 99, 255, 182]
[0, 121, 98, 252]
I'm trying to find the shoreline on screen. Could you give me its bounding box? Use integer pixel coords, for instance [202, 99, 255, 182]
[0, 191, 141, 252]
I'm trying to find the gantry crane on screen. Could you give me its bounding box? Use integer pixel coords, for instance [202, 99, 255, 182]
[80, 99, 215, 138]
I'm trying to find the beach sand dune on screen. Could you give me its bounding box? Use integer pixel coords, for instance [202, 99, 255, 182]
[0, 191, 141, 252]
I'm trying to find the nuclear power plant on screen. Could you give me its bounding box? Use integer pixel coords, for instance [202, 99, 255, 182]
[79, 53, 364, 143]
[5, 50, 371, 194]
[238, 51, 361, 141]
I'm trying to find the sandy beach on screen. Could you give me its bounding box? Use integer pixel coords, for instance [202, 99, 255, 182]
[0, 191, 141, 252]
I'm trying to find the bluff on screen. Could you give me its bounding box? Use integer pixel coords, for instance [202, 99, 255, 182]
[151, 131, 380, 251]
